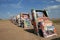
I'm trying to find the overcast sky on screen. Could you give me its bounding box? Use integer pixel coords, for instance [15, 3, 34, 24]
[0, 0, 60, 19]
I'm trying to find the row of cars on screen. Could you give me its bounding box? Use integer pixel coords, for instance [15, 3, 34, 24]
[10, 9, 57, 38]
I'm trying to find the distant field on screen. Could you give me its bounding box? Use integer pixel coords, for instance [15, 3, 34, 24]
[0, 19, 60, 23]
[51, 19, 60, 23]
[0, 19, 8, 22]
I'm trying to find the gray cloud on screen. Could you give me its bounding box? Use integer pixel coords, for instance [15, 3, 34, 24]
[45, 5, 60, 19]
[46, 5, 60, 10]
[56, 0, 60, 2]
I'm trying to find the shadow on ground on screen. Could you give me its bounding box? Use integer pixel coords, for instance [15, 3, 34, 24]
[25, 29, 34, 34]
[25, 29, 44, 37]
[51, 37, 60, 40]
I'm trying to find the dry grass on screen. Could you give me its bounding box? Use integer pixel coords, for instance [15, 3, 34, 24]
[51, 19, 60, 24]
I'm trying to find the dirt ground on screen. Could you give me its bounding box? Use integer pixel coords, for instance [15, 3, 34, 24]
[0, 20, 60, 40]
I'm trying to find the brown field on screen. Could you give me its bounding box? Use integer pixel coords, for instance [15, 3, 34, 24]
[0, 20, 60, 40]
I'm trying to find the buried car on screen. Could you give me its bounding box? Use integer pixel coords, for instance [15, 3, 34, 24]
[31, 9, 57, 38]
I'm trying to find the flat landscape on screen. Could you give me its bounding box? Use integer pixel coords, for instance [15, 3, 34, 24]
[0, 20, 60, 40]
